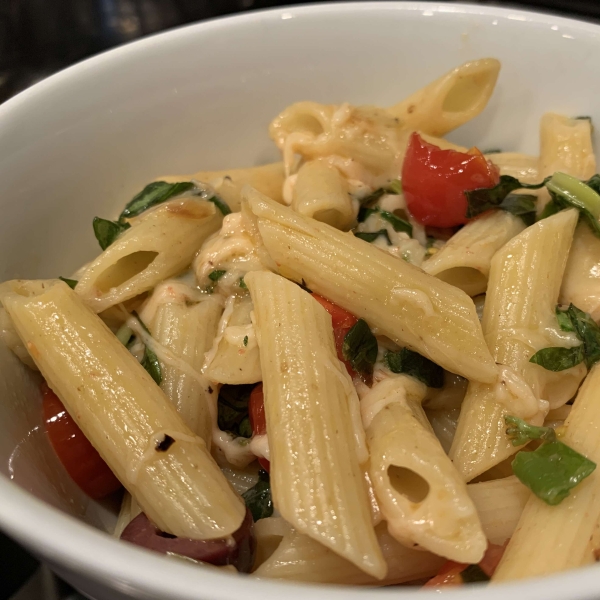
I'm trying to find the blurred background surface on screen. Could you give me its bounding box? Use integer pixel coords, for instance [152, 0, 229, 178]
[1, 0, 600, 598]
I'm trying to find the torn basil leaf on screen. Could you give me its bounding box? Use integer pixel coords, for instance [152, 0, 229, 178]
[564, 304, 600, 368]
[505, 415, 557, 446]
[465, 175, 549, 219]
[575, 115, 592, 122]
[529, 345, 585, 372]
[358, 180, 402, 207]
[239, 277, 248, 290]
[207, 195, 232, 216]
[242, 469, 273, 522]
[93, 217, 131, 250]
[498, 194, 537, 226]
[141, 346, 162, 385]
[483, 148, 502, 155]
[354, 230, 392, 245]
[384, 348, 444, 388]
[58, 276, 78, 290]
[556, 306, 576, 332]
[208, 269, 226, 282]
[461, 564, 490, 584]
[511, 440, 596, 505]
[342, 319, 378, 380]
[297, 279, 312, 294]
[119, 181, 195, 221]
[217, 384, 254, 439]
[380, 210, 412, 235]
[243, 335, 248, 347]
[357, 206, 378, 223]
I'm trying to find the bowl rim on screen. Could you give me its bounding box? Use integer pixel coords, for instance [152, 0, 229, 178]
[1, 2, 600, 598]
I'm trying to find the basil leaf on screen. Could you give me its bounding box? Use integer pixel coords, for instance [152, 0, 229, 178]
[207, 195, 231, 216]
[556, 306, 576, 332]
[141, 346, 162, 385]
[538, 196, 564, 220]
[297, 279, 312, 294]
[239, 277, 248, 290]
[354, 230, 392, 245]
[512, 440, 596, 505]
[504, 415, 557, 447]
[357, 206, 378, 223]
[93, 217, 131, 251]
[380, 210, 412, 235]
[217, 384, 254, 438]
[119, 181, 194, 221]
[58, 276, 78, 289]
[358, 180, 402, 207]
[529, 345, 584, 371]
[565, 304, 600, 368]
[585, 174, 600, 195]
[208, 269, 227, 282]
[242, 469, 273, 522]
[498, 194, 537, 226]
[483, 148, 502, 155]
[575, 115, 592, 122]
[243, 335, 248, 347]
[342, 319, 378, 380]
[384, 348, 444, 388]
[465, 175, 550, 219]
[461, 564, 490, 584]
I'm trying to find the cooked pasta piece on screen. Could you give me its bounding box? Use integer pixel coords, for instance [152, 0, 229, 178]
[76, 199, 222, 313]
[161, 162, 285, 211]
[245, 270, 385, 579]
[422, 211, 525, 296]
[149, 294, 222, 445]
[1, 279, 245, 539]
[113, 492, 142, 538]
[292, 160, 355, 230]
[243, 187, 497, 383]
[426, 406, 460, 454]
[450, 209, 584, 481]
[364, 376, 486, 563]
[486, 152, 540, 184]
[494, 363, 600, 581]
[387, 59, 500, 137]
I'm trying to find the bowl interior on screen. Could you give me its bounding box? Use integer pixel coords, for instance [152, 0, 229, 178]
[1, 2, 600, 597]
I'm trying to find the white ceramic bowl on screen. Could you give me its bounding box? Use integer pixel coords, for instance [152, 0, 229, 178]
[2, 3, 600, 599]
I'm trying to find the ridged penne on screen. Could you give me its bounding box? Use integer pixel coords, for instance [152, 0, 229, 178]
[422, 211, 525, 296]
[1, 280, 245, 539]
[494, 363, 600, 581]
[76, 199, 221, 313]
[487, 152, 540, 184]
[450, 209, 583, 481]
[243, 187, 497, 383]
[245, 270, 385, 579]
[364, 376, 486, 563]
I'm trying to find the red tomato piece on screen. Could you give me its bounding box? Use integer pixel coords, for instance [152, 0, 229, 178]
[402, 132, 499, 228]
[42, 383, 122, 499]
[249, 383, 270, 472]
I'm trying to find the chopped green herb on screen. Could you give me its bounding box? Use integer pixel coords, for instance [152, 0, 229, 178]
[529, 345, 584, 372]
[357, 206, 379, 223]
[511, 440, 596, 505]
[242, 469, 273, 522]
[498, 194, 537, 226]
[575, 116, 592, 122]
[119, 181, 195, 221]
[358, 180, 402, 206]
[556, 306, 576, 332]
[505, 415, 557, 446]
[58, 276, 78, 290]
[206, 195, 232, 216]
[465, 175, 549, 219]
[208, 269, 227, 282]
[217, 384, 254, 439]
[239, 277, 248, 290]
[384, 348, 444, 388]
[460, 564, 490, 583]
[483, 148, 503, 155]
[92, 217, 131, 251]
[297, 279, 312, 294]
[354, 230, 392, 245]
[380, 210, 412, 236]
[243, 335, 248, 347]
[342, 319, 378, 380]
[141, 346, 162, 385]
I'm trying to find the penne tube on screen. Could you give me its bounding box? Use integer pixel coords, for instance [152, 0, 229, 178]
[242, 187, 497, 384]
[76, 199, 221, 313]
[422, 211, 525, 296]
[494, 363, 600, 581]
[487, 152, 540, 184]
[387, 59, 500, 137]
[450, 209, 583, 481]
[364, 376, 486, 563]
[245, 270, 385, 579]
[2, 279, 245, 539]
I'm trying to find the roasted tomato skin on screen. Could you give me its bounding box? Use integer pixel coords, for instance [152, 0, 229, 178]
[121, 508, 256, 572]
[402, 132, 499, 228]
[249, 383, 270, 472]
[42, 382, 122, 499]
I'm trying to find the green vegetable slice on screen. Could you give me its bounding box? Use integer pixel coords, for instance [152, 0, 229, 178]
[217, 384, 254, 439]
[207, 195, 232, 216]
[505, 415, 556, 446]
[242, 469, 273, 521]
[498, 194, 537, 226]
[141, 346, 162, 385]
[239, 277, 248, 290]
[119, 181, 195, 221]
[342, 319, 378, 380]
[208, 269, 227, 282]
[93, 217, 131, 251]
[354, 230, 392, 245]
[358, 180, 402, 207]
[58, 277, 78, 289]
[384, 348, 444, 388]
[529, 346, 585, 372]
[511, 440, 596, 505]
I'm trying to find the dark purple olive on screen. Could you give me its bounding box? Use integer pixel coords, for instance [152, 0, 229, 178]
[121, 508, 255, 572]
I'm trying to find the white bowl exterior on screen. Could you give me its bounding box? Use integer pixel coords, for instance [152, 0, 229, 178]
[1, 3, 600, 598]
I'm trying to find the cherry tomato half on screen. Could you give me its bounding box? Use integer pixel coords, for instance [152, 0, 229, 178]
[42, 383, 122, 499]
[402, 132, 499, 228]
[249, 383, 270, 472]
